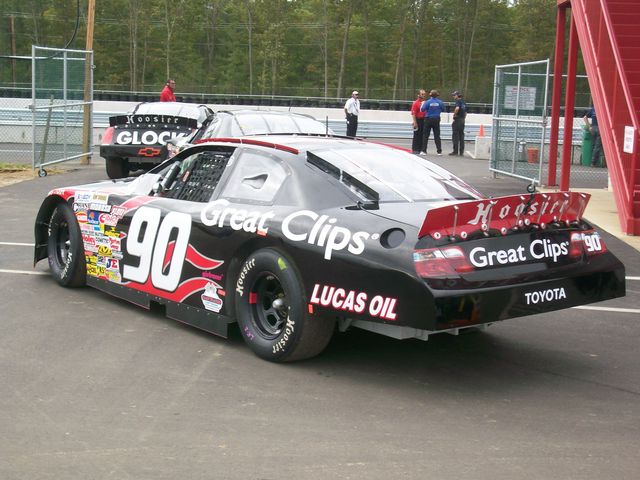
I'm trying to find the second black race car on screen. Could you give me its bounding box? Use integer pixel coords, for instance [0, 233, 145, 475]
[36, 136, 625, 362]
[100, 102, 213, 179]
[162, 109, 332, 159]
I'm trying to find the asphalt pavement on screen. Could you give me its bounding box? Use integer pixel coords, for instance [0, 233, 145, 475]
[1, 149, 639, 479]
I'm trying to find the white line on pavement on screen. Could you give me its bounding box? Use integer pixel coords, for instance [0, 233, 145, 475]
[572, 305, 640, 314]
[0, 242, 35, 246]
[0, 269, 48, 276]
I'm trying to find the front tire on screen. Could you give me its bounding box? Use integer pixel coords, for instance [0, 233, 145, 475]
[47, 203, 86, 287]
[235, 249, 334, 362]
[106, 157, 129, 179]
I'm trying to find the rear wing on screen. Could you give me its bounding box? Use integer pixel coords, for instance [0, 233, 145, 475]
[109, 114, 198, 129]
[419, 192, 591, 240]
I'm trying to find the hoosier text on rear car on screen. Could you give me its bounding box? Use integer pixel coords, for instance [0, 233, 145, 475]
[35, 136, 625, 362]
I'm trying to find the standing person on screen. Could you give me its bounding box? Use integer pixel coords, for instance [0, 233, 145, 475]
[410, 89, 426, 154]
[344, 90, 360, 138]
[449, 90, 467, 156]
[420, 89, 445, 155]
[160, 79, 176, 102]
[583, 107, 602, 167]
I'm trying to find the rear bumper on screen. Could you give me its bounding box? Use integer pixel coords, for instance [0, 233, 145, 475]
[432, 267, 625, 330]
[100, 145, 163, 163]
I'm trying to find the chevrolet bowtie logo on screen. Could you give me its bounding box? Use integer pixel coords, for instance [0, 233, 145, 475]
[138, 147, 161, 157]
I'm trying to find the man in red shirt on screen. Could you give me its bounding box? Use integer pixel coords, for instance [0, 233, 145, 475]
[160, 79, 176, 102]
[410, 89, 426, 154]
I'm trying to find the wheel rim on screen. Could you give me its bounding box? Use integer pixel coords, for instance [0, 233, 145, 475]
[54, 220, 71, 266]
[250, 272, 289, 339]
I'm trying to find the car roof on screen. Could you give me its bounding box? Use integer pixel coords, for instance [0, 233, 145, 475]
[192, 135, 410, 160]
[216, 109, 318, 120]
[131, 102, 211, 119]
[237, 134, 405, 152]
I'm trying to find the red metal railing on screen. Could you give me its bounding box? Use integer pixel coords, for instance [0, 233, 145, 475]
[569, 0, 640, 234]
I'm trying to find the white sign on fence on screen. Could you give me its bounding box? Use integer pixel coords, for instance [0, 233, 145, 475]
[504, 86, 537, 111]
[623, 125, 635, 154]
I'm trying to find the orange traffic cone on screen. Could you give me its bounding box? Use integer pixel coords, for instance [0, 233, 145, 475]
[478, 124, 485, 137]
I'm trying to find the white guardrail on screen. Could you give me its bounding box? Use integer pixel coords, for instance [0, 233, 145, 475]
[0, 103, 584, 145]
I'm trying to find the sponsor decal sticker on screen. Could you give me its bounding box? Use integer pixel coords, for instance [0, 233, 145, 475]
[201, 199, 274, 236]
[525, 287, 567, 305]
[469, 239, 569, 268]
[89, 203, 111, 213]
[200, 200, 378, 260]
[115, 130, 188, 146]
[310, 283, 398, 320]
[201, 282, 224, 313]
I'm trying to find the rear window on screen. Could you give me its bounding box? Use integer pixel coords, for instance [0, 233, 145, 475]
[292, 116, 328, 134]
[309, 146, 479, 203]
[233, 113, 326, 135]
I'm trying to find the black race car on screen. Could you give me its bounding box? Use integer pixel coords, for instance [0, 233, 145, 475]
[162, 109, 332, 159]
[100, 102, 213, 179]
[35, 136, 625, 362]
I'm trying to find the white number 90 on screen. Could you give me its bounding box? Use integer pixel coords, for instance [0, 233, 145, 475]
[123, 206, 192, 291]
[583, 233, 602, 253]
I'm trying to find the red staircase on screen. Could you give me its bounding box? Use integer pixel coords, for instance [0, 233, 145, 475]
[569, 0, 640, 234]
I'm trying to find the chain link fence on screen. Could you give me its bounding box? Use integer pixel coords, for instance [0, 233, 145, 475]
[32, 46, 93, 174]
[0, 54, 32, 164]
[0, 46, 93, 173]
[491, 59, 608, 189]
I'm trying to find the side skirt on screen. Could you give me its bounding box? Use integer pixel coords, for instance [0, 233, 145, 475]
[87, 276, 235, 338]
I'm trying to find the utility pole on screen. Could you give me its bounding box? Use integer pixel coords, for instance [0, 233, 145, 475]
[81, 0, 96, 165]
[9, 16, 17, 84]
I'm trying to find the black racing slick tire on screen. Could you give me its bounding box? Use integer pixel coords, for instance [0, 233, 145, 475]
[47, 203, 86, 287]
[235, 249, 334, 362]
[106, 157, 129, 179]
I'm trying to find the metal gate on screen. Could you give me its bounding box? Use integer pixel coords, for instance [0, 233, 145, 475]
[32, 46, 93, 175]
[491, 59, 550, 186]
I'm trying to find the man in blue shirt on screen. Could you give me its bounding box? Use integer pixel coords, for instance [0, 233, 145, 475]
[583, 107, 602, 167]
[420, 89, 445, 155]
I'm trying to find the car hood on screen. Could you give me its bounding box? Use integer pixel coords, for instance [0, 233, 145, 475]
[48, 175, 161, 200]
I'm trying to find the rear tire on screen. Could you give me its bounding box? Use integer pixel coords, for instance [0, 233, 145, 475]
[235, 248, 334, 362]
[47, 203, 86, 287]
[106, 157, 129, 179]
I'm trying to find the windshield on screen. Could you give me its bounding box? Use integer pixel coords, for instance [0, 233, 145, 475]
[309, 146, 479, 203]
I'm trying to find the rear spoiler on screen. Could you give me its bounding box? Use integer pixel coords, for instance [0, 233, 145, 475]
[109, 114, 197, 129]
[419, 192, 590, 240]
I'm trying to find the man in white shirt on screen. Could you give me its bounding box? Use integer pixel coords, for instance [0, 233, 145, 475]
[344, 90, 360, 137]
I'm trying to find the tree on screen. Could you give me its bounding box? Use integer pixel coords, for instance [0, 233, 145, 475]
[336, 0, 354, 98]
[0, 0, 564, 102]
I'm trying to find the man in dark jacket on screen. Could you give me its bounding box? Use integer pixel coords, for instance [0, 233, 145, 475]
[449, 90, 467, 156]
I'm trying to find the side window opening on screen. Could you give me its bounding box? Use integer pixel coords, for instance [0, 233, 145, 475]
[165, 150, 232, 202]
